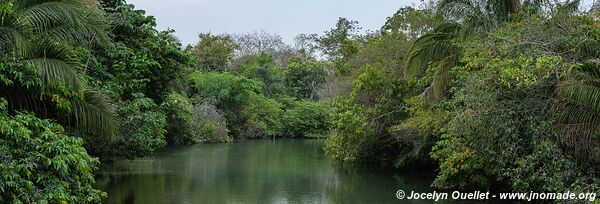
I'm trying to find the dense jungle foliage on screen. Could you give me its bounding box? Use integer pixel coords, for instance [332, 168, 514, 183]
[0, 0, 599, 202]
[322, 0, 600, 195]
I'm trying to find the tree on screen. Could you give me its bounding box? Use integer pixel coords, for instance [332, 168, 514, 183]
[282, 100, 331, 138]
[238, 53, 285, 97]
[324, 66, 406, 163]
[404, 22, 462, 100]
[190, 72, 285, 138]
[88, 2, 193, 103]
[381, 6, 436, 39]
[428, 14, 598, 191]
[236, 93, 283, 139]
[293, 33, 319, 60]
[0, 0, 117, 138]
[88, 94, 168, 161]
[314, 17, 361, 60]
[284, 58, 327, 100]
[161, 92, 198, 145]
[232, 30, 296, 66]
[232, 30, 286, 57]
[189, 33, 237, 72]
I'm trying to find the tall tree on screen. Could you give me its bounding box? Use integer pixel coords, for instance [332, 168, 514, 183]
[307, 17, 361, 61]
[189, 33, 237, 72]
[89, 0, 192, 102]
[232, 30, 286, 58]
[232, 30, 296, 66]
[381, 6, 436, 40]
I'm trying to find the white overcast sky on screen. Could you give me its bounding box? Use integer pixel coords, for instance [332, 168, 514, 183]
[127, 0, 597, 46]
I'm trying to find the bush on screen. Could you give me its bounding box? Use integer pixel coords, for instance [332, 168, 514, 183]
[236, 93, 284, 139]
[89, 94, 167, 161]
[428, 19, 594, 191]
[161, 92, 198, 145]
[239, 53, 285, 97]
[429, 74, 577, 191]
[323, 98, 374, 161]
[117, 95, 167, 158]
[191, 72, 259, 132]
[283, 58, 327, 100]
[324, 66, 406, 163]
[0, 99, 105, 203]
[191, 72, 286, 138]
[192, 100, 232, 143]
[282, 100, 331, 138]
[388, 96, 447, 167]
[191, 72, 261, 104]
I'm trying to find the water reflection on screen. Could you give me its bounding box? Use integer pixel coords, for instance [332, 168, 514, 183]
[97, 139, 442, 204]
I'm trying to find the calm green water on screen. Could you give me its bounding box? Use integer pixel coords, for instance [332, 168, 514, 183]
[97, 139, 440, 204]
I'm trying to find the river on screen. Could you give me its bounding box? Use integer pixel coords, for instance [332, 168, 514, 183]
[96, 139, 443, 204]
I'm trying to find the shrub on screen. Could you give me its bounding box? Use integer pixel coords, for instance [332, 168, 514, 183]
[191, 72, 261, 104]
[89, 94, 167, 160]
[191, 72, 285, 138]
[428, 20, 592, 191]
[161, 92, 198, 145]
[324, 66, 406, 163]
[388, 96, 448, 167]
[236, 93, 284, 139]
[0, 98, 105, 203]
[118, 95, 167, 157]
[323, 98, 374, 161]
[239, 53, 285, 97]
[192, 100, 232, 143]
[283, 58, 327, 100]
[282, 100, 331, 138]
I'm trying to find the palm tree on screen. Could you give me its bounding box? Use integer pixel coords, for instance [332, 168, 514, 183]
[555, 60, 600, 159]
[0, 0, 117, 138]
[404, 22, 462, 99]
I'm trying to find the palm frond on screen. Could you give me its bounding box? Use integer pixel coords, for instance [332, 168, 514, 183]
[68, 89, 119, 139]
[578, 59, 600, 79]
[405, 22, 461, 81]
[1, 0, 115, 139]
[24, 58, 85, 92]
[432, 59, 455, 97]
[557, 60, 600, 117]
[0, 87, 119, 139]
[23, 39, 85, 93]
[1, 87, 49, 116]
[437, 0, 483, 20]
[32, 2, 109, 45]
[0, 12, 31, 55]
[18, 1, 81, 32]
[418, 58, 457, 102]
[554, 59, 600, 160]
[437, 0, 507, 27]
[554, 100, 600, 126]
[13, 0, 108, 46]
